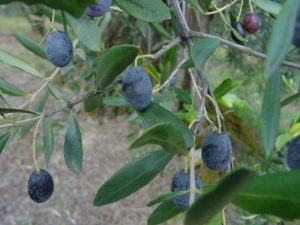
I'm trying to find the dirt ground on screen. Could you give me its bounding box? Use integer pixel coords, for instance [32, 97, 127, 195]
[0, 26, 183, 225]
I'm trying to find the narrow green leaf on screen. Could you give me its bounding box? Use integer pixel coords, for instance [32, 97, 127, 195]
[233, 170, 300, 220]
[174, 87, 192, 105]
[34, 89, 49, 113]
[93, 150, 173, 206]
[207, 213, 222, 225]
[0, 0, 97, 18]
[191, 38, 220, 71]
[186, 0, 203, 13]
[14, 33, 47, 60]
[261, 72, 282, 152]
[0, 92, 11, 107]
[265, 1, 299, 76]
[253, 0, 281, 16]
[147, 191, 189, 207]
[114, 0, 171, 22]
[219, 11, 247, 43]
[43, 119, 54, 167]
[180, 58, 194, 70]
[48, 83, 68, 101]
[130, 123, 188, 155]
[150, 23, 171, 40]
[0, 108, 38, 115]
[64, 112, 83, 174]
[103, 96, 127, 106]
[136, 20, 148, 37]
[84, 94, 102, 112]
[213, 78, 237, 99]
[184, 168, 256, 225]
[96, 45, 139, 89]
[281, 92, 300, 108]
[66, 14, 101, 52]
[0, 50, 42, 78]
[148, 200, 186, 225]
[138, 102, 195, 148]
[0, 132, 11, 154]
[0, 76, 26, 96]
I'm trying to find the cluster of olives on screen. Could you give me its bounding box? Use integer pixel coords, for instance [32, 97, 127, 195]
[28, 0, 112, 204]
[170, 132, 232, 208]
[231, 12, 260, 45]
[171, 170, 202, 208]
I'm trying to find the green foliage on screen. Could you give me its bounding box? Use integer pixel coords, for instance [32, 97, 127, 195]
[148, 200, 186, 225]
[191, 38, 220, 71]
[213, 78, 237, 99]
[0, 0, 97, 18]
[103, 96, 127, 106]
[234, 170, 300, 220]
[14, 33, 47, 60]
[0, 76, 26, 96]
[47, 83, 69, 101]
[0, 132, 11, 154]
[281, 91, 300, 107]
[84, 94, 102, 112]
[0, 50, 42, 78]
[93, 150, 173, 206]
[43, 118, 54, 167]
[184, 169, 256, 225]
[174, 87, 192, 104]
[113, 0, 171, 22]
[96, 44, 139, 89]
[261, 71, 282, 152]
[66, 14, 101, 52]
[64, 112, 83, 174]
[253, 0, 281, 16]
[130, 123, 188, 155]
[147, 191, 189, 207]
[137, 102, 195, 148]
[0, 108, 39, 115]
[265, 0, 299, 76]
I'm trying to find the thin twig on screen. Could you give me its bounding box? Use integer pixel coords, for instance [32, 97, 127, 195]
[153, 59, 186, 93]
[143, 37, 181, 66]
[206, 94, 222, 133]
[237, 0, 244, 21]
[189, 68, 203, 102]
[32, 117, 43, 173]
[189, 147, 196, 205]
[170, 0, 200, 207]
[204, 0, 240, 15]
[190, 31, 300, 70]
[0, 116, 43, 129]
[0, 80, 122, 130]
[45, 79, 122, 118]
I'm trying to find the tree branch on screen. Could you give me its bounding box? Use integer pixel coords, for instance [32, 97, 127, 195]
[143, 37, 181, 66]
[190, 31, 300, 71]
[44, 79, 122, 118]
[170, 0, 226, 131]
